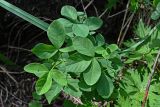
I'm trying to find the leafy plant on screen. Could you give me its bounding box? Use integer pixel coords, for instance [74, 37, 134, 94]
[130, 0, 139, 11]
[24, 5, 121, 105]
[151, 2, 160, 20]
[29, 92, 42, 107]
[0, 0, 160, 107]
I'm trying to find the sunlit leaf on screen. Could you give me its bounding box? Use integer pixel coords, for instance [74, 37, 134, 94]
[66, 60, 91, 73]
[45, 83, 62, 104]
[36, 72, 52, 95]
[61, 5, 77, 20]
[51, 69, 67, 86]
[47, 20, 66, 48]
[83, 58, 101, 85]
[24, 63, 49, 77]
[72, 24, 89, 37]
[73, 37, 95, 57]
[32, 43, 58, 59]
[85, 17, 103, 30]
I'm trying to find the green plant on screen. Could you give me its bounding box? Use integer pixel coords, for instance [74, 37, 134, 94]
[24, 5, 160, 107]
[151, 2, 160, 20]
[24, 5, 121, 105]
[0, 0, 160, 107]
[29, 92, 42, 107]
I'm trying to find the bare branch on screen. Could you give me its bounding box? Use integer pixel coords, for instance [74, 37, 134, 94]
[117, 0, 130, 45]
[84, 0, 94, 10]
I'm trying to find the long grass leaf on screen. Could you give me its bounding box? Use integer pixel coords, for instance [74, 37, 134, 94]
[0, 0, 49, 31]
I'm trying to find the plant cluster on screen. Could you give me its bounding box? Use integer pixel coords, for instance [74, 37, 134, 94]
[0, 0, 160, 107]
[24, 5, 121, 105]
[24, 5, 160, 107]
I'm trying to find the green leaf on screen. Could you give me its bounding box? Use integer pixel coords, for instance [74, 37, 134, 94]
[45, 83, 63, 104]
[73, 37, 95, 57]
[135, 19, 151, 38]
[66, 60, 91, 73]
[116, 97, 132, 107]
[151, 2, 160, 20]
[130, 0, 139, 11]
[35, 72, 52, 95]
[0, 0, 49, 31]
[85, 17, 103, 30]
[59, 46, 75, 53]
[29, 101, 42, 107]
[32, 92, 41, 100]
[24, 63, 49, 77]
[72, 24, 89, 37]
[125, 54, 142, 64]
[107, 44, 119, 53]
[65, 27, 74, 37]
[151, 11, 160, 20]
[47, 20, 66, 48]
[57, 18, 73, 37]
[95, 34, 105, 46]
[61, 5, 77, 20]
[32, 43, 58, 59]
[79, 80, 94, 92]
[83, 58, 101, 85]
[156, 2, 160, 12]
[69, 53, 92, 62]
[64, 78, 82, 97]
[98, 59, 115, 77]
[97, 73, 114, 98]
[51, 69, 67, 86]
[77, 11, 87, 23]
[57, 18, 73, 27]
[95, 46, 107, 55]
[153, 0, 160, 7]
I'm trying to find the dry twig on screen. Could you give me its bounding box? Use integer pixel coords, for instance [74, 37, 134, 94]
[0, 66, 18, 87]
[84, 0, 94, 10]
[117, 0, 130, 46]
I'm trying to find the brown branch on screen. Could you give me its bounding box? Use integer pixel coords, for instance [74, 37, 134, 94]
[80, 0, 87, 15]
[99, 8, 108, 18]
[108, 9, 126, 19]
[142, 49, 160, 107]
[0, 66, 18, 87]
[84, 0, 94, 10]
[118, 12, 135, 47]
[117, 0, 130, 45]
[0, 90, 4, 107]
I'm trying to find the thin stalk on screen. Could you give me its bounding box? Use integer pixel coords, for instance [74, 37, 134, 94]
[142, 49, 160, 107]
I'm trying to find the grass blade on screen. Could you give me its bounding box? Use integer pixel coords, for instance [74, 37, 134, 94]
[0, 0, 49, 31]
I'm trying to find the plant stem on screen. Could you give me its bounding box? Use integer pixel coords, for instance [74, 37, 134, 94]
[142, 49, 160, 107]
[117, 0, 130, 45]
